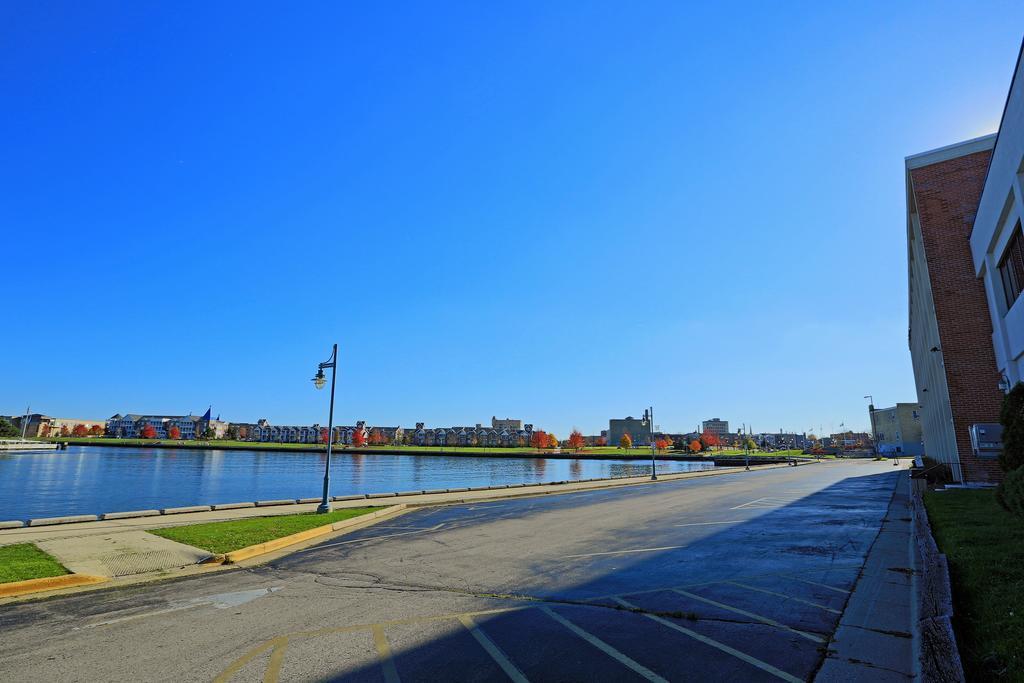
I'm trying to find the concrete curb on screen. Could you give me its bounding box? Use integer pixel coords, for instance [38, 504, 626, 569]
[0, 573, 108, 598]
[27, 515, 99, 527]
[160, 505, 212, 515]
[204, 505, 407, 565]
[101, 510, 160, 520]
[911, 483, 966, 682]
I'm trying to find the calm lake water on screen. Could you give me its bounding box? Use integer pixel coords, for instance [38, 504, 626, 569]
[0, 446, 714, 520]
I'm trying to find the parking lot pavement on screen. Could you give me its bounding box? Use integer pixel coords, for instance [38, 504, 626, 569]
[0, 460, 903, 682]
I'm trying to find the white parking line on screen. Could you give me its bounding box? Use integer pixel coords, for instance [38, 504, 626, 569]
[459, 614, 530, 683]
[789, 576, 851, 594]
[670, 589, 824, 643]
[563, 545, 684, 559]
[539, 606, 668, 682]
[726, 582, 841, 614]
[613, 598, 803, 683]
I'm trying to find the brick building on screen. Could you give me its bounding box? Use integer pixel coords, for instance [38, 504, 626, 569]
[906, 136, 1006, 482]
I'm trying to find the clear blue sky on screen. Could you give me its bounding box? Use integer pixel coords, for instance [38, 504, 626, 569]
[2, 3, 1022, 437]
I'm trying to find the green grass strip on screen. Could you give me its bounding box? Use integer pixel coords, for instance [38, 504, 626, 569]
[149, 507, 379, 554]
[923, 489, 1024, 680]
[0, 543, 69, 584]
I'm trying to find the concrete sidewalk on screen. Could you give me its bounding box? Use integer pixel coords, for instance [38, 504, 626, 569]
[0, 462, 807, 582]
[815, 470, 915, 681]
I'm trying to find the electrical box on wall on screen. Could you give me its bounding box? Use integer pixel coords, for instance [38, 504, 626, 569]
[969, 423, 1003, 460]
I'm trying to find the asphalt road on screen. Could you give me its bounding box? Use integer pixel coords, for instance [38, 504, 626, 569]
[0, 460, 901, 682]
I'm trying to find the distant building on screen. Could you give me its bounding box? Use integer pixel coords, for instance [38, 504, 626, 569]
[869, 403, 924, 456]
[405, 423, 533, 447]
[106, 411, 228, 440]
[491, 416, 523, 431]
[8, 414, 105, 438]
[608, 417, 650, 447]
[828, 431, 872, 449]
[701, 418, 730, 438]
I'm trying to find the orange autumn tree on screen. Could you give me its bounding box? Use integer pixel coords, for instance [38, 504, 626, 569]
[530, 430, 547, 450]
[168, 425, 181, 440]
[547, 433, 558, 449]
[72, 424, 89, 437]
[89, 424, 104, 436]
[620, 433, 632, 450]
[140, 424, 157, 439]
[700, 430, 721, 451]
[568, 430, 585, 451]
[595, 436, 607, 446]
[655, 438, 670, 452]
[689, 439, 702, 453]
[351, 429, 367, 447]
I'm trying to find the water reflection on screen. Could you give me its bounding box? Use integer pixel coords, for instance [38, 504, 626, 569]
[0, 446, 713, 519]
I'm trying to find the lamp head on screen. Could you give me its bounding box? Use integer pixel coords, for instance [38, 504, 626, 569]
[312, 368, 326, 390]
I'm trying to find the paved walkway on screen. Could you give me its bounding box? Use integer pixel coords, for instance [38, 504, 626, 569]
[815, 470, 914, 681]
[0, 463, 802, 580]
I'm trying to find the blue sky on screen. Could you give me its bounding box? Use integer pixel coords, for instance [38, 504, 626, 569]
[2, 2, 1022, 437]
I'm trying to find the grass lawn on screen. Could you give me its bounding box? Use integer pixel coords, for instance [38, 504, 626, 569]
[923, 489, 1024, 680]
[0, 543, 69, 584]
[149, 507, 379, 554]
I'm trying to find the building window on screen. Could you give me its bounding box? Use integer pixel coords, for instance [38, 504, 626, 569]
[998, 220, 1024, 310]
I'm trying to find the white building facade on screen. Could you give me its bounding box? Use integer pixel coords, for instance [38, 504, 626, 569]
[971, 44, 1024, 389]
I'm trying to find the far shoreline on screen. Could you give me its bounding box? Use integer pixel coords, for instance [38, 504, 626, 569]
[36, 438, 807, 464]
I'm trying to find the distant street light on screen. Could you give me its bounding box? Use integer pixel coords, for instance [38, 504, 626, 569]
[312, 344, 338, 514]
[642, 407, 656, 480]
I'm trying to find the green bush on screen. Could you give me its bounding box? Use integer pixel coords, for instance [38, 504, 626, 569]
[996, 466, 1024, 517]
[999, 382, 1024, 472]
[919, 456, 953, 486]
[0, 417, 19, 439]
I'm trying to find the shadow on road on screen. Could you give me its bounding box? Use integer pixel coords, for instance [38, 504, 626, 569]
[233, 467, 901, 682]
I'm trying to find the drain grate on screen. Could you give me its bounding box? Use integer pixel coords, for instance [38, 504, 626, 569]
[100, 550, 196, 577]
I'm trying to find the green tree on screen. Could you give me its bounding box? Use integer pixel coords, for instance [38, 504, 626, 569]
[1000, 382, 1024, 472]
[0, 418, 19, 438]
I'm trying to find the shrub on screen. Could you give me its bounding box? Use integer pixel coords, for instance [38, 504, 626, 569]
[0, 418, 19, 439]
[999, 382, 1024, 472]
[919, 456, 953, 487]
[996, 466, 1024, 517]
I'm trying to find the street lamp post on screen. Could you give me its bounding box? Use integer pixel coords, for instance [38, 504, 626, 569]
[643, 407, 656, 480]
[742, 424, 750, 471]
[312, 344, 338, 514]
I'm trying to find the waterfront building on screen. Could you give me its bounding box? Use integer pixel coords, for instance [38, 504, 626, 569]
[970, 45, 1024, 391]
[8, 414, 105, 438]
[105, 410, 228, 440]
[701, 418, 730, 438]
[405, 422, 534, 447]
[868, 403, 924, 457]
[906, 135, 1005, 483]
[608, 417, 650, 447]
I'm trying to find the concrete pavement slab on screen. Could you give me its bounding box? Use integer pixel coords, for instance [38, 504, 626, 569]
[35, 530, 210, 577]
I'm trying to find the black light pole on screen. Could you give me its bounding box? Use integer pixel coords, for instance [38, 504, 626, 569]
[312, 344, 338, 514]
[644, 407, 657, 480]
